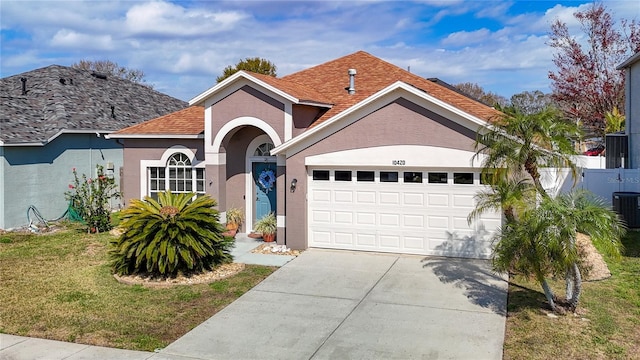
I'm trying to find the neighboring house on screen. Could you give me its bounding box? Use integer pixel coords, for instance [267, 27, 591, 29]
[574, 51, 640, 217]
[617, 51, 640, 169]
[110, 51, 503, 259]
[0, 65, 187, 230]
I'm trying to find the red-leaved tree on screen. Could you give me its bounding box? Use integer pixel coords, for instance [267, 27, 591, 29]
[548, 3, 640, 139]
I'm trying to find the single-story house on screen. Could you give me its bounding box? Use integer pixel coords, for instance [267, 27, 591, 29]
[0, 65, 187, 230]
[110, 51, 503, 259]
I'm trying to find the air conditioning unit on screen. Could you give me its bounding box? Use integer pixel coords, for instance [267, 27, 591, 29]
[605, 133, 628, 169]
[612, 192, 640, 228]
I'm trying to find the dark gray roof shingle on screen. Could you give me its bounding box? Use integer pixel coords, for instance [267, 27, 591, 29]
[0, 65, 187, 145]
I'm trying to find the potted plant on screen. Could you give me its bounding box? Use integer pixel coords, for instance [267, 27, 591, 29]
[254, 212, 277, 242]
[225, 207, 244, 237]
[226, 207, 244, 230]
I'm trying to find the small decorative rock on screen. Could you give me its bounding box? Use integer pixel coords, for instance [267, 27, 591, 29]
[251, 243, 301, 256]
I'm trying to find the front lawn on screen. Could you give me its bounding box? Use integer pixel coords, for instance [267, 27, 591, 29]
[0, 225, 276, 351]
[503, 231, 640, 359]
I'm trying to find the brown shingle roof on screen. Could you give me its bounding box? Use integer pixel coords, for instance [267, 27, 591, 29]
[111, 106, 203, 136]
[115, 51, 500, 136]
[282, 51, 501, 126]
[249, 72, 332, 105]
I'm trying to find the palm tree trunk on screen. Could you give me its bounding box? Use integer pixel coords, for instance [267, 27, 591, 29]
[539, 276, 557, 312]
[568, 262, 582, 312]
[525, 158, 549, 199]
[565, 270, 574, 300]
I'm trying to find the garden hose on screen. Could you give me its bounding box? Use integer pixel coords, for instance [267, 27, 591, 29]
[26, 202, 79, 232]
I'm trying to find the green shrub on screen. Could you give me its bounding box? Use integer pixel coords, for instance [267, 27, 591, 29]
[65, 165, 120, 233]
[109, 191, 233, 277]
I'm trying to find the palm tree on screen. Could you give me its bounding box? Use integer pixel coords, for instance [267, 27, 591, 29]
[537, 191, 625, 311]
[491, 190, 625, 313]
[110, 191, 234, 277]
[474, 106, 581, 197]
[491, 208, 561, 310]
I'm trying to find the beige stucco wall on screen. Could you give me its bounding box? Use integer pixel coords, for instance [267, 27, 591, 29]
[211, 85, 285, 148]
[292, 104, 323, 138]
[284, 97, 478, 250]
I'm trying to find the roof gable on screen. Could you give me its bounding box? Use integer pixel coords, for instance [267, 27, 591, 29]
[0, 65, 187, 145]
[271, 81, 492, 156]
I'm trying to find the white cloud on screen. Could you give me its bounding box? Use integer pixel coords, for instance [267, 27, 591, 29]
[125, 1, 248, 37]
[442, 28, 492, 46]
[50, 29, 114, 50]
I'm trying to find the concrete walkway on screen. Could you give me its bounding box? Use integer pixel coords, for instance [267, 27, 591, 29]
[0, 239, 508, 360]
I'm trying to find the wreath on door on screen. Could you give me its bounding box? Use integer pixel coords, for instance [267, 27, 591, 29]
[258, 169, 276, 193]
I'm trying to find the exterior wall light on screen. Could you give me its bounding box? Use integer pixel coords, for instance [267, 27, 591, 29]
[290, 178, 298, 192]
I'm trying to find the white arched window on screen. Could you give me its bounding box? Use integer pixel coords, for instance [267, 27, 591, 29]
[254, 143, 274, 156]
[148, 152, 205, 200]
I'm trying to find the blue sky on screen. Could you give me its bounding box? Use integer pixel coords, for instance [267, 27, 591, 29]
[1, 1, 639, 102]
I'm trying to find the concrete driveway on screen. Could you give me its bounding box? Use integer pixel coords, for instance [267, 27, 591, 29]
[158, 249, 508, 360]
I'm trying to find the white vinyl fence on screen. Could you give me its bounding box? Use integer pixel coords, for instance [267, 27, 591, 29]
[580, 168, 640, 205]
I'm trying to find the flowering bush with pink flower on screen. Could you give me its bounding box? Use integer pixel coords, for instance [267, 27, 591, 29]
[65, 165, 121, 233]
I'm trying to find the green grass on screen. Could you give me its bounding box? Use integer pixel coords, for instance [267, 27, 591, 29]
[503, 231, 640, 359]
[0, 226, 276, 351]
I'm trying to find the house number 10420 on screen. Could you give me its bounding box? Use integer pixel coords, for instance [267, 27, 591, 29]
[392, 160, 405, 165]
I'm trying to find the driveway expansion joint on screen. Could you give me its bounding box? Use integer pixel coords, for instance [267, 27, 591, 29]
[307, 256, 400, 359]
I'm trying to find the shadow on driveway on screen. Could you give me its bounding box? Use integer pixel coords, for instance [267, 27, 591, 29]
[421, 256, 508, 316]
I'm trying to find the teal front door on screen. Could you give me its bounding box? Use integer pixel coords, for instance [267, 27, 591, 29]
[253, 162, 277, 223]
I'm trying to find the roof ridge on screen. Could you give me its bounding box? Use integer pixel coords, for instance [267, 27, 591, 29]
[281, 50, 373, 80]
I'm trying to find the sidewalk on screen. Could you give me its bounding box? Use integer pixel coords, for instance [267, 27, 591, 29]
[0, 234, 295, 360]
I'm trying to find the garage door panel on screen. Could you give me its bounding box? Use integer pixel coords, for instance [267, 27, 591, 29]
[356, 191, 376, 204]
[334, 211, 354, 224]
[453, 194, 475, 208]
[452, 216, 471, 230]
[335, 232, 354, 245]
[427, 216, 448, 229]
[380, 213, 400, 226]
[428, 194, 449, 206]
[403, 192, 424, 206]
[379, 234, 401, 249]
[334, 190, 353, 202]
[403, 214, 425, 228]
[311, 231, 331, 245]
[356, 212, 376, 225]
[379, 192, 400, 205]
[312, 210, 332, 223]
[356, 233, 377, 247]
[404, 236, 426, 250]
[312, 189, 331, 202]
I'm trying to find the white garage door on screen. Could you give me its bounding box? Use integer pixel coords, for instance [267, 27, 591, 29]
[308, 168, 501, 259]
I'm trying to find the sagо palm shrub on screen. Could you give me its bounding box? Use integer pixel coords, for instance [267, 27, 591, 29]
[110, 191, 234, 277]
